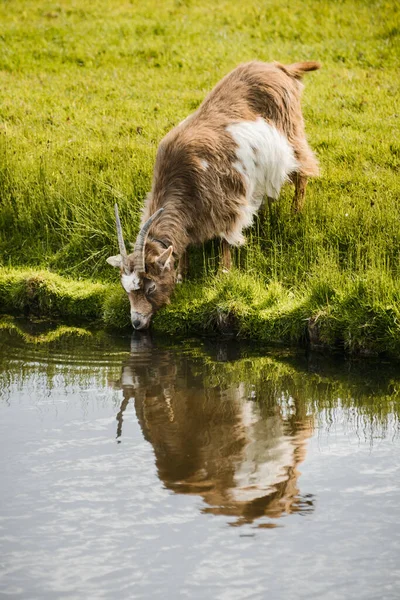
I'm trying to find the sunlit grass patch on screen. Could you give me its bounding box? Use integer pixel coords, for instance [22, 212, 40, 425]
[0, 267, 107, 320]
[156, 267, 400, 358]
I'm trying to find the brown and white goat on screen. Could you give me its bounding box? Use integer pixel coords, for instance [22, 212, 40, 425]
[107, 60, 320, 329]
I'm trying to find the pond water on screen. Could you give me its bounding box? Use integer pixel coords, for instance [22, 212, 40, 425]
[0, 321, 399, 600]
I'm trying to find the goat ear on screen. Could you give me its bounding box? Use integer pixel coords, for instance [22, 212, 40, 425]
[106, 254, 123, 268]
[156, 245, 174, 270]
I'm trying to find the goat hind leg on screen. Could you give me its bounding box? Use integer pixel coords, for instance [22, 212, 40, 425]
[220, 239, 232, 273]
[293, 173, 308, 212]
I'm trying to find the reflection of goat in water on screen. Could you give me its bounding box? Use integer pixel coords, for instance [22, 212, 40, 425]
[114, 334, 314, 526]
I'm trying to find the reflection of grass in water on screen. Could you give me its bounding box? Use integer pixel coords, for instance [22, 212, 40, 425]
[0, 0, 399, 355]
[163, 336, 400, 431]
[0, 315, 91, 344]
[203, 356, 400, 432]
[0, 317, 128, 395]
[0, 318, 399, 434]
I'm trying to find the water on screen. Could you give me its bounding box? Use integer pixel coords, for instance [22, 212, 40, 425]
[0, 320, 399, 599]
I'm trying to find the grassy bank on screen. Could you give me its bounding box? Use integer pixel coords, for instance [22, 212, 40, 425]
[0, 0, 399, 354]
[1, 266, 400, 359]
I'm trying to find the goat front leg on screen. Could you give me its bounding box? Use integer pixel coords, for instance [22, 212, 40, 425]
[292, 173, 308, 213]
[259, 196, 276, 217]
[219, 239, 232, 273]
[176, 251, 188, 283]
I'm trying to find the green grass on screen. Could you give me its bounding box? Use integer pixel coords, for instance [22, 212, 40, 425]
[0, 0, 399, 355]
[0, 267, 108, 320]
[155, 267, 400, 357]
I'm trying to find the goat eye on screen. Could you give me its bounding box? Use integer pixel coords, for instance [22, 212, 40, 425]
[144, 279, 156, 295]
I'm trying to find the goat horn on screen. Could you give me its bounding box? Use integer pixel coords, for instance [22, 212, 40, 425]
[132, 208, 164, 274]
[114, 203, 130, 275]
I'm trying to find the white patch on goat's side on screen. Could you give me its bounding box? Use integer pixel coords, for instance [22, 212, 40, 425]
[223, 118, 298, 245]
[200, 159, 209, 170]
[121, 272, 141, 293]
[228, 118, 298, 203]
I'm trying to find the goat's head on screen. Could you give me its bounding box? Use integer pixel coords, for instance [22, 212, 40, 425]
[107, 204, 176, 330]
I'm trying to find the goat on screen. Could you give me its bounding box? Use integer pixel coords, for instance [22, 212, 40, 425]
[107, 60, 320, 330]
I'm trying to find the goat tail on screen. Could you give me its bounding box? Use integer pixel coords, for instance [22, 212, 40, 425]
[278, 61, 321, 80]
